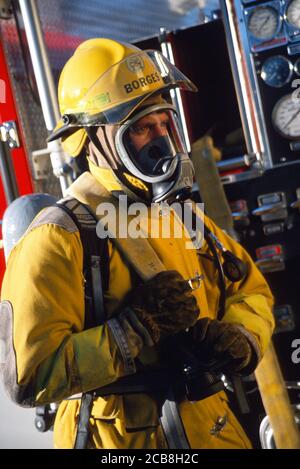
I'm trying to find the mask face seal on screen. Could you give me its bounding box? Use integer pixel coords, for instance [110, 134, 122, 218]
[115, 104, 195, 202]
[116, 104, 187, 182]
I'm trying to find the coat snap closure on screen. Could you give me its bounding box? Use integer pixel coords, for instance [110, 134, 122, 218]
[210, 414, 228, 436]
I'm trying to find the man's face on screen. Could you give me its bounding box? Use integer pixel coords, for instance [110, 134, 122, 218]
[128, 111, 170, 152]
[121, 107, 186, 178]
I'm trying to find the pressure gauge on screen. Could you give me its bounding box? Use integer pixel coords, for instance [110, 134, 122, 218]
[261, 56, 293, 87]
[248, 6, 280, 41]
[272, 94, 300, 139]
[285, 0, 300, 29]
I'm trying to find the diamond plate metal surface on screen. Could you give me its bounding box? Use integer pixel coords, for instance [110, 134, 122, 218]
[0, 14, 60, 196]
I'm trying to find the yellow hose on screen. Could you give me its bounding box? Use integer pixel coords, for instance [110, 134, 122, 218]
[255, 341, 300, 448]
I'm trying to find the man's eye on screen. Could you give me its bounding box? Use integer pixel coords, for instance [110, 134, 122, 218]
[133, 126, 150, 134]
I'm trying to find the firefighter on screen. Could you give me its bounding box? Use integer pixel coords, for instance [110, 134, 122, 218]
[0, 38, 274, 449]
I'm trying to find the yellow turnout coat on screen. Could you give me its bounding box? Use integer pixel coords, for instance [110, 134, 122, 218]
[1, 167, 274, 449]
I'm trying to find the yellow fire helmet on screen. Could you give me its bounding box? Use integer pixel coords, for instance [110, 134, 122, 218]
[48, 38, 197, 157]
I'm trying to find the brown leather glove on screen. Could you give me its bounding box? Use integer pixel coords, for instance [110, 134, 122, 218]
[123, 270, 200, 346]
[188, 317, 260, 375]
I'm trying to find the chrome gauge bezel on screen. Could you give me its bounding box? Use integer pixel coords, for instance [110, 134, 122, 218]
[272, 93, 300, 140]
[247, 5, 282, 42]
[261, 55, 294, 88]
[294, 57, 300, 76]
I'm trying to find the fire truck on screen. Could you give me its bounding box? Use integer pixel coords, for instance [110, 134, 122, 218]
[1, 0, 300, 449]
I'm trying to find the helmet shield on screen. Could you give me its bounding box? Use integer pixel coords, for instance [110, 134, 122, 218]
[66, 50, 197, 126]
[115, 104, 188, 183]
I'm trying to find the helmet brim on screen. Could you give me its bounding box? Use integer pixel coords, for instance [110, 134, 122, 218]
[61, 50, 197, 129]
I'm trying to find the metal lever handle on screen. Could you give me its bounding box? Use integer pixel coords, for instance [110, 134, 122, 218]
[216, 153, 258, 172]
[256, 256, 282, 265]
[231, 211, 248, 221]
[285, 381, 300, 390]
[252, 203, 284, 216]
[255, 256, 285, 273]
[290, 200, 300, 209]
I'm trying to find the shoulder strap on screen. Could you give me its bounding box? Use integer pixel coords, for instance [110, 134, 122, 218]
[56, 197, 109, 328]
[31, 196, 109, 444]
[66, 172, 166, 282]
[56, 196, 110, 450]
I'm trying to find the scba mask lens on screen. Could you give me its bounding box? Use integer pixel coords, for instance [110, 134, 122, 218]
[119, 105, 187, 182]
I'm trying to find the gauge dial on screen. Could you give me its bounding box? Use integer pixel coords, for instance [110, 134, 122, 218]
[248, 6, 280, 40]
[272, 94, 300, 139]
[286, 0, 300, 29]
[261, 56, 293, 87]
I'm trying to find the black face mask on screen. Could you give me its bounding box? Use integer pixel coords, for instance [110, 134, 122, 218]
[131, 136, 176, 176]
